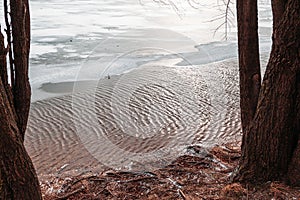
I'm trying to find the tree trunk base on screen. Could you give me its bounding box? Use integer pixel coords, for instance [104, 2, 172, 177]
[287, 140, 300, 186]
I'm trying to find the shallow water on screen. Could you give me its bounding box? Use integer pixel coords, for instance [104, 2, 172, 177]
[25, 59, 242, 177]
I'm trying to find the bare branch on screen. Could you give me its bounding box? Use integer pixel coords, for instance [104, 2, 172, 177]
[148, 0, 235, 40]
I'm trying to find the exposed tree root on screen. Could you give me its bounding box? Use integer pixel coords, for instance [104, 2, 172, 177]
[41, 143, 300, 200]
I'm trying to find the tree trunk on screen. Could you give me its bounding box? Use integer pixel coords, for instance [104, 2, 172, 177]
[271, 0, 287, 29]
[287, 62, 300, 186]
[0, 0, 42, 198]
[235, 0, 300, 184]
[0, 77, 42, 199]
[10, 0, 31, 140]
[0, 33, 15, 114]
[288, 140, 300, 186]
[237, 0, 261, 132]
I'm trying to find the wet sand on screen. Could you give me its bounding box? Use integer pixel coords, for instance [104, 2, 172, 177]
[25, 59, 242, 180]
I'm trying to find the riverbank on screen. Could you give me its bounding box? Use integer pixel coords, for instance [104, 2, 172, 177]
[41, 142, 300, 199]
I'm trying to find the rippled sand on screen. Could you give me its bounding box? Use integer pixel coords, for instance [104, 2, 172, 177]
[25, 60, 242, 179]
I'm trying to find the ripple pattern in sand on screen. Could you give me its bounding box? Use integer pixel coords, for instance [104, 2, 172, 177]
[25, 60, 241, 177]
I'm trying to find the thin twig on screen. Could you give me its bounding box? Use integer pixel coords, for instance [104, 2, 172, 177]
[178, 189, 187, 200]
[3, 0, 14, 87]
[56, 188, 85, 200]
[116, 176, 156, 183]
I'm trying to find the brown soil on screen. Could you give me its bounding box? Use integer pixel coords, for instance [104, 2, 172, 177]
[41, 143, 300, 200]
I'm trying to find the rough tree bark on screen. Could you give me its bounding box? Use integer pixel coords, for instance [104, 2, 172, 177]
[271, 0, 288, 29]
[0, 0, 42, 199]
[10, 0, 32, 140]
[0, 76, 41, 199]
[235, 0, 300, 185]
[236, 0, 261, 132]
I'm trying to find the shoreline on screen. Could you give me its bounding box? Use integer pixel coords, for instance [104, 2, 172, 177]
[26, 61, 242, 179]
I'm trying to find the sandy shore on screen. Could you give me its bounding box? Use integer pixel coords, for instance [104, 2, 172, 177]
[25, 60, 243, 180]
